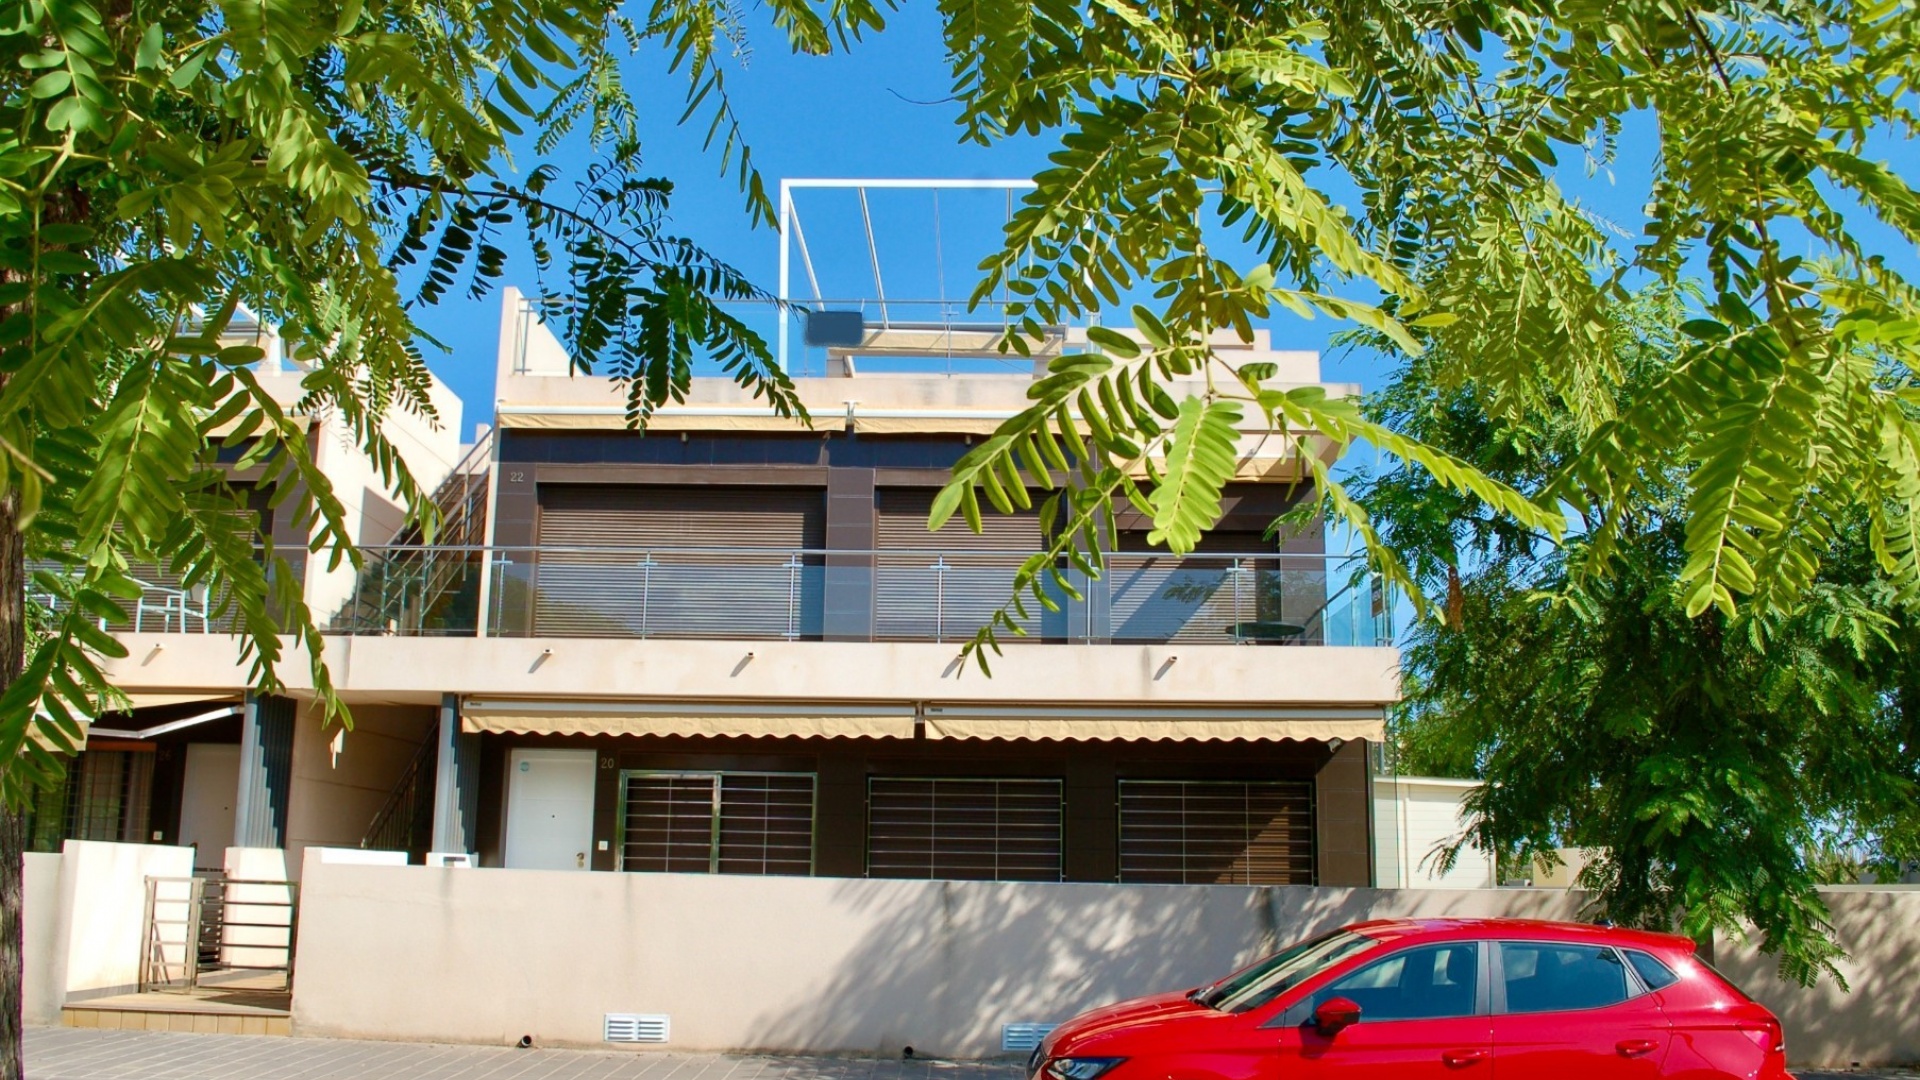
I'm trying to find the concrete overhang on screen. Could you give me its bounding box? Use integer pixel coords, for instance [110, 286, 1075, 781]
[97, 633, 1401, 713]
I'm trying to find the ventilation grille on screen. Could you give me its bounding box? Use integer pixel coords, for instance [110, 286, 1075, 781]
[1002, 1022, 1058, 1052]
[604, 1013, 670, 1043]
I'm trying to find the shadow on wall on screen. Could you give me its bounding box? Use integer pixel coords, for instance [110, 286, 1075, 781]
[299, 862, 1920, 1063]
[1715, 888, 1920, 1068]
[739, 879, 1583, 1058]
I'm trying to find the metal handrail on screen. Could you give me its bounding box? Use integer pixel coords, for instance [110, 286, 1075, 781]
[360, 544, 1371, 561]
[334, 542, 1393, 645]
[361, 732, 438, 854]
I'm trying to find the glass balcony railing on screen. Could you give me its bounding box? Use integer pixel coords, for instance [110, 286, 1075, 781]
[29, 558, 292, 635]
[331, 546, 1394, 646]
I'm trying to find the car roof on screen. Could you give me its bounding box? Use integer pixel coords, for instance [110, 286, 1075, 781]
[1342, 917, 1694, 953]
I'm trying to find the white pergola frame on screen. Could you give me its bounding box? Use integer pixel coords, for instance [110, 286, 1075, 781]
[775, 178, 1039, 371]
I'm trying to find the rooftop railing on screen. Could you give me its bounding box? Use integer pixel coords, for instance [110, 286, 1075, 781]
[333, 546, 1393, 647]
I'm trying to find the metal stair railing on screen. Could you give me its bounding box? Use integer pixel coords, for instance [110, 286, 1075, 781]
[359, 731, 438, 857]
[343, 430, 492, 634]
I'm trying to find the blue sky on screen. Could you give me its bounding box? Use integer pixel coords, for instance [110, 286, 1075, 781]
[410, 6, 1916, 450]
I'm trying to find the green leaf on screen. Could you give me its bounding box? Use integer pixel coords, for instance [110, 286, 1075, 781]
[135, 23, 163, 70]
[1085, 325, 1140, 358]
[1146, 398, 1242, 553]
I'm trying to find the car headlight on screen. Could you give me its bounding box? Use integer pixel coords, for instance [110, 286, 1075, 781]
[1046, 1058, 1127, 1080]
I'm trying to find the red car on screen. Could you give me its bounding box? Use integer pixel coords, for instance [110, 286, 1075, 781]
[1031, 918, 1787, 1080]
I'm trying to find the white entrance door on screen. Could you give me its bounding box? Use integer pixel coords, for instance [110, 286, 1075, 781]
[178, 743, 241, 872]
[504, 749, 596, 870]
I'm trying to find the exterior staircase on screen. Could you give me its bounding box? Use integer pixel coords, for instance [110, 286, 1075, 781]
[359, 731, 438, 858]
[338, 429, 492, 634]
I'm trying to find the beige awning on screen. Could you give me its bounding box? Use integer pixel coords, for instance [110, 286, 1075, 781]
[921, 705, 1384, 743]
[461, 699, 917, 739]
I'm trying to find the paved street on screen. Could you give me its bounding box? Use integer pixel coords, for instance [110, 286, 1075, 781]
[22, 1028, 1919, 1080]
[25, 1029, 1024, 1080]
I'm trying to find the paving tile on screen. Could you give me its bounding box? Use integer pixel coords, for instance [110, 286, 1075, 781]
[30, 1030, 1899, 1080]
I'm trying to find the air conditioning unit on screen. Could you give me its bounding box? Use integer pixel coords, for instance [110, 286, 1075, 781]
[604, 1013, 670, 1044]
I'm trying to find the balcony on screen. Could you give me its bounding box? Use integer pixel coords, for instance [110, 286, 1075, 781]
[330, 546, 1393, 647]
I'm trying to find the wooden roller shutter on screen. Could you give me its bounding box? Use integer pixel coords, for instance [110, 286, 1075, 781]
[874, 489, 1045, 641]
[867, 777, 1063, 882]
[531, 485, 825, 638]
[1118, 779, 1315, 885]
[620, 771, 816, 876]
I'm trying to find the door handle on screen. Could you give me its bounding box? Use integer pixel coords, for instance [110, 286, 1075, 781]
[1616, 1039, 1659, 1058]
[1441, 1049, 1488, 1068]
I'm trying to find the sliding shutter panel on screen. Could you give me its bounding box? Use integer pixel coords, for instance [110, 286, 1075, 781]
[1118, 780, 1314, 885]
[532, 486, 825, 638]
[620, 772, 817, 875]
[716, 774, 816, 875]
[874, 489, 1047, 641]
[867, 777, 1063, 882]
[620, 774, 719, 873]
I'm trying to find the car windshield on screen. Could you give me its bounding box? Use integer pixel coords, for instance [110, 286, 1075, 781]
[1194, 930, 1379, 1013]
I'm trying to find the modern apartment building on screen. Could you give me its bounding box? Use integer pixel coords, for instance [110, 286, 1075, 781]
[68, 282, 1397, 891]
[52, 181, 1398, 895]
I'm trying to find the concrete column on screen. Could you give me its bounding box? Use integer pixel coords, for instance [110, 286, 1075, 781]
[233, 693, 295, 849]
[429, 694, 482, 856]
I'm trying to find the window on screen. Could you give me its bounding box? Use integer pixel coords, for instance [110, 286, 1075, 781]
[1624, 950, 1679, 991]
[1296, 943, 1482, 1023]
[1119, 780, 1314, 885]
[867, 778, 1062, 882]
[1201, 930, 1378, 1014]
[618, 771, 814, 875]
[1501, 942, 1631, 1014]
[27, 749, 155, 851]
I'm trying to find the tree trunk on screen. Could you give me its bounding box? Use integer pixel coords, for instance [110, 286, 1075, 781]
[0, 486, 26, 1080]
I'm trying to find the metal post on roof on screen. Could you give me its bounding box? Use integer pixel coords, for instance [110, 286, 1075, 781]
[791, 206, 824, 306]
[777, 180, 792, 371]
[857, 186, 890, 329]
[933, 189, 950, 372]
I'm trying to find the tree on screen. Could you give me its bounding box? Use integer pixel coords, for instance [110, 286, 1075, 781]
[1343, 284, 1920, 985]
[0, 0, 881, 1072]
[929, 0, 1920, 653]
[921, 0, 1919, 980]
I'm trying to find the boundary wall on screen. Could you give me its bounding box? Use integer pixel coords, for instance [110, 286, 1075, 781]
[291, 858, 1586, 1056]
[292, 859, 1920, 1065]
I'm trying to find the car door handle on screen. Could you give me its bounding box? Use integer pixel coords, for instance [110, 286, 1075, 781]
[1441, 1049, 1488, 1068]
[1616, 1039, 1659, 1058]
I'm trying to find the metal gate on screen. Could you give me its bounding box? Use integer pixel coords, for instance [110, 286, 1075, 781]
[143, 875, 299, 993]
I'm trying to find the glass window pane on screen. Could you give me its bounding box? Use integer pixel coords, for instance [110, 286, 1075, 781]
[1625, 950, 1679, 991]
[1306, 943, 1480, 1022]
[1503, 943, 1630, 1014]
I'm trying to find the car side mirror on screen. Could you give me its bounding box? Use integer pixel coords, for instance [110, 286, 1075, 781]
[1313, 997, 1361, 1036]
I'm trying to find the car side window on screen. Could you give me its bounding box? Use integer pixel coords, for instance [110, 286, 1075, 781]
[1296, 942, 1481, 1023]
[1624, 950, 1679, 991]
[1501, 942, 1631, 1014]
